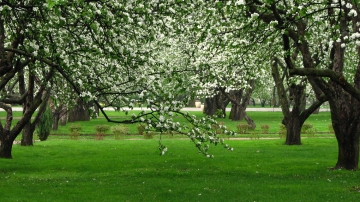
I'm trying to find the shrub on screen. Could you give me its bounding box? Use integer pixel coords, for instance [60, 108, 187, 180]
[306, 127, 317, 138]
[301, 122, 317, 137]
[69, 124, 82, 140]
[111, 125, 129, 140]
[212, 122, 224, 134]
[36, 104, 53, 141]
[215, 109, 224, 118]
[278, 124, 286, 139]
[301, 122, 313, 133]
[137, 123, 146, 135]
[237, 123, 250, 134]
[94, 125, 110, 140]
[143, 132, 154, 139]
[250, 130, 260, 139]
[260, 124, 270, 134]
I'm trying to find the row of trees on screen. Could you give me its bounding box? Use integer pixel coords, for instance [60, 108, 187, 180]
[1, 0, 360, 170]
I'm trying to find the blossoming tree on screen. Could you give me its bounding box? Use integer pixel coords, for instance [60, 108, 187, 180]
[242, 0, 360, 169]
[0, 1, 235, 158]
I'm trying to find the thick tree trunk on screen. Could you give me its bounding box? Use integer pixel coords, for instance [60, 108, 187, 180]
[283, 114, 302, 145]
[0, 130, 14, 158]
[329, 95, 360, 170]
[21, 123, 34, 146]
[203, 97, 218, 116]
[68, 98, 90, 122]
[335, 133, 359, 170]
[203, 92, 228, 117]
[229, 103, 245, 121]
[0, 139, 14, 158]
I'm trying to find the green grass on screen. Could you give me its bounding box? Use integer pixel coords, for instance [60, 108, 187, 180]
[1, 138, 359, 201]
[49, 111, 333, 139]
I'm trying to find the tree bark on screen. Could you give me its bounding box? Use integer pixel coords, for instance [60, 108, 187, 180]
[0, 131, 14, 158]
[203, 92, 228, 117]
[60, 111, 67, 126]
[52, 112, 60, 130]
[229, 90, 244, 120]
[328, 92, 360, 170]
[68, 98, 90, 122]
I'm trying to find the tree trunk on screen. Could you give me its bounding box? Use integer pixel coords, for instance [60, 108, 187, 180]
[335, 131, 359, 170]
[60, 112, 67, 126]
[229, 103, 245, 120]
[271, 59, 325, 145]
[20, 71, 34, 146]
[0, 130, 14, 158]
[52, 112, 60, 130]
[68, 98, 90, 122]
[21, 123, 34, 146]
[203, 92, 228, 117]
[283, 113, 302, 145]
[203, 97, 218, 116]
[261, 99, 266, 107]
[0, 138, 14, 158]
[329, 95, 360, 170]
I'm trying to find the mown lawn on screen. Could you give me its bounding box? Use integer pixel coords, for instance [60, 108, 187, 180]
[0, 138, 359, 202]
[49, 111, 333, 139]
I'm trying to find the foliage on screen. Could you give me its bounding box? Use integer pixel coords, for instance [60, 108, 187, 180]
[94, 125, 110, 140]
[136, 123, 146, 135]
[215, 109, 224, 118]
[260, 124, 270, 134]
[301, 122, 317, 138]
[68, 124, 82, 140]
[236, 123, 250, 134]
[278, 124, 287, 139]
[111, 125, 129, 140]
[212, 121, 224, 134]
[143, 132, 154, 139]
[36, 104, 53, 141]
[250, 130, 260, 139]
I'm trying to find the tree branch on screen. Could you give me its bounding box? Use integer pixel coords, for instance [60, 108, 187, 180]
[289, 68, 360, 101]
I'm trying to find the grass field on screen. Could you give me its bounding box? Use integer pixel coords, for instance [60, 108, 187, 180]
[1, 138, 359, 202]
[2, 110, 359, 201]
[48, 110, 333, 139]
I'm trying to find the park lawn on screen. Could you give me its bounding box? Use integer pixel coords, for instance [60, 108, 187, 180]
[49, 110, 333, 139]
[0, 138, 359, 202]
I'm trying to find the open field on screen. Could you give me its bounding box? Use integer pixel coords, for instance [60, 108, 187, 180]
[1, 138, 359, 202]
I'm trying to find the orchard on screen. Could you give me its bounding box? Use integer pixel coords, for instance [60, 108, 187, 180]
[0, 0, 360, 170]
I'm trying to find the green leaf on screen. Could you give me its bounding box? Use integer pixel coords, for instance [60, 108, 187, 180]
[46, 0, 57, 8]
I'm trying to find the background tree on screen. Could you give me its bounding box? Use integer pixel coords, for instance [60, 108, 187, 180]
[243, 0, 360, 169]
